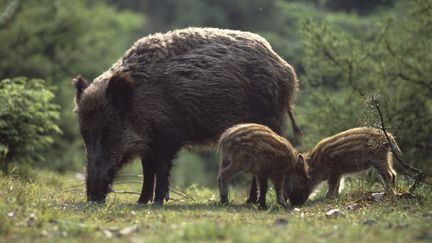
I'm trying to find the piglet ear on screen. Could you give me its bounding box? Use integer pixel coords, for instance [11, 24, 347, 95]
[106, 72, 134, 115]
[72, 74, 89, 103]
[296, 153, 305, 170]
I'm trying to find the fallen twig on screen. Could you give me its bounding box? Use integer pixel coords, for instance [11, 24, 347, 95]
[111, 190, 140, 195]
[116, 174, 143, 178]
[170, 185, 196, 202]
[113, 181, 142, 185]
[109, 184, 196, 202]
[63, 183, 85, 189]
[63, 189, 85, 193]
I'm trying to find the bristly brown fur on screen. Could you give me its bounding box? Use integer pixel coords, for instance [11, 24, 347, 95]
[74, 27, 302, 204]
[217, 123, 307, 208]
[285, 127, 399, 206]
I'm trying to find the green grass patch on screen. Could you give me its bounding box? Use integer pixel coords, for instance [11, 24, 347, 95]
[0, 170, 431, 242]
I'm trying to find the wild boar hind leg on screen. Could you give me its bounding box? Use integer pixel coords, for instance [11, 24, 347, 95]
[151, 130, 184, 205]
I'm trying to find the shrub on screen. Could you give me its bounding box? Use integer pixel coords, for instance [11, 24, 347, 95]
[0, 0, 146, 171]
[298, 0, 432, 172]
[0, 77, 61, 174]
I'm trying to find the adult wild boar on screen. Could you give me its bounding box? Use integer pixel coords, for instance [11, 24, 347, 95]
[73, 27, 301, 204]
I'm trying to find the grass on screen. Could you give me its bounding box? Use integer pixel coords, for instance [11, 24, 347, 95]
[0, 170, 431, 242]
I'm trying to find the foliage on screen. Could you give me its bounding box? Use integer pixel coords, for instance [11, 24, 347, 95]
[0, 77, 60, 173]
[0, 0, 144, 80]
[0, 170, 431, 241]
[299, 0, 396, 13]
[108, 0, 277, 30]
[0, 0, 19, 27]
[298, 0, 432, 172]
[0, 0, 146, 171]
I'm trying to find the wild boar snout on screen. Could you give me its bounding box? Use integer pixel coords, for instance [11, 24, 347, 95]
[86, 158, 116, 203]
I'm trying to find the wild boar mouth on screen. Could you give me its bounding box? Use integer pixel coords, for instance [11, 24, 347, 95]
[86, 175, 113, 203]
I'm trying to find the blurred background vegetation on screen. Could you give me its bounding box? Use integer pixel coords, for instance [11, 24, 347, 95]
[0, 0, 430, 187]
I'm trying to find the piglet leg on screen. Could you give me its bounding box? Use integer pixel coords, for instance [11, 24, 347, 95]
[257, 176, 268, 208]
[245, 177, 258, 204]
[218, 161, 235, 204]
[271, 175, 287, 208]
[326, 174, 342, 199]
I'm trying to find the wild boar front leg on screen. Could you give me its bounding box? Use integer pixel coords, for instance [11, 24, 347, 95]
[326, 173, 342, 199]
[152, 133, 183, 205]
[137, 156, 156, 204]
[154, 161, 173, 205]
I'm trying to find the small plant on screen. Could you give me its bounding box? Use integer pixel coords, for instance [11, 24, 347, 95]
[0, 77, 61, 174]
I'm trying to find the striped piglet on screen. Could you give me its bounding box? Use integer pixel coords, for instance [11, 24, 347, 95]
[217, 123, 308, 208]
[285, 127, 399, 205]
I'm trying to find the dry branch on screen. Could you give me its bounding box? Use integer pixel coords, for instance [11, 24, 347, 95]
[111, 190, 140, 195]
[371, 96, 429, 192]
[109, 181, 196, 202]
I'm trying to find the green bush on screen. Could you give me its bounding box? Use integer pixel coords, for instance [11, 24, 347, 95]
[0, 77, 61, 174]
[298, 0, 432, 172]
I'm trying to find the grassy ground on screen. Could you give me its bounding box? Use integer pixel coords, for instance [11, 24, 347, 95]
[0, 170, 431, 243]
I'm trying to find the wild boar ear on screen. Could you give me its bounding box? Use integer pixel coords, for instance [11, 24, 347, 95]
[106, 72, 134, 114]
[72, 74, 89, 103]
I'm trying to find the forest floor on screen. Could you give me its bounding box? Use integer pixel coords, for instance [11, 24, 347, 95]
[0, 170, 431, 243]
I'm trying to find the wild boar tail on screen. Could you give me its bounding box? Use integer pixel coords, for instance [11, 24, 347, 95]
[287, 107, 302, 143]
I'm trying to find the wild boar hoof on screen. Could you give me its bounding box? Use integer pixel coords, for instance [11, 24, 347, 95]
[278, 202, 288, 209]
[219, 200, 228, 206]
[153, 199, 164, 206]
[137, 199, 150, 205]
[219, 197, 228, 205]
[258, 203, 267, 209]
[245, 197, 258, 204]
[137, 194, 153, 204]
